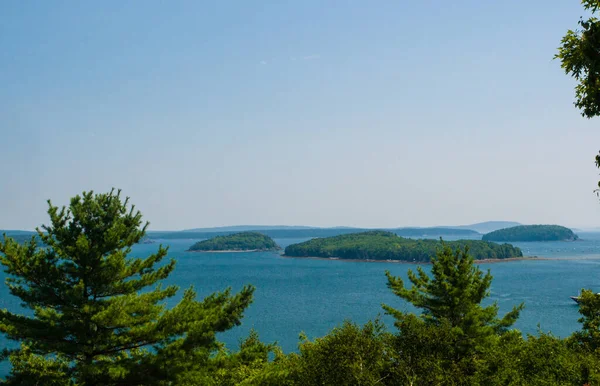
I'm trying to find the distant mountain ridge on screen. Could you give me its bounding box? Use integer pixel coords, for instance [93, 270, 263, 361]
[7, 221, 586, 238]
[182, 223, 523, 235]
[183, 225, 318, 232]
[0, 230, 37, 235]
[151, 227, 479, 240]
[440, 221, 522, 234]
[2, 223, 522, 236]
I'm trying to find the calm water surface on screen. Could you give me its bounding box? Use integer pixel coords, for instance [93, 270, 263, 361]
[2, 233, 600, 375]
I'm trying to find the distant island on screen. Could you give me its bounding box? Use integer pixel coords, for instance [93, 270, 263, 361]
[188, 232, 280, 252]
[284, 231, 522, 262]
[482, 225, 579, 242]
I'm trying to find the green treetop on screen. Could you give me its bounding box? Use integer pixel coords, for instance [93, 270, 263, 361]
[571, 288, 600, 354]
[382, 243, 523, 384]
[0, 190, 255, 385]
[556, 0, 600, 118]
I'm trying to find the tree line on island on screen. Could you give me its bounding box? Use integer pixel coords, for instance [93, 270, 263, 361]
[186, 230, 523, 262]
[283, 230, 523, 262]
[188, 231, 280, 252]
[482, 225, 579, 242]
[3, 190, 600, 385]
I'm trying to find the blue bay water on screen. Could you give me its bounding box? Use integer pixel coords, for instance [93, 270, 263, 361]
[2, 233, 600, 376]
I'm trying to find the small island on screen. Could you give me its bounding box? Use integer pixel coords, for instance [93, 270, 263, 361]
[482, 225, 578, 242]
[188, 231, 280, 252]
[284, 231, 522, 262]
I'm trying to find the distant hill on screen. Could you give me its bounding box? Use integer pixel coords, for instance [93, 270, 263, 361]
[183, 225, 318, 233]
[573, 227, 600, 232]
[393, 227, 479, 237]
[0, 230, 37, 236]
[443, 221, 522, 234]
[148, 227, 478, 240]
[183, 223, 516, 235]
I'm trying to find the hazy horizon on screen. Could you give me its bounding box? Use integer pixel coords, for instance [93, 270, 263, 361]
[2, 1, 600, 230]
[7, 221, 600, 234]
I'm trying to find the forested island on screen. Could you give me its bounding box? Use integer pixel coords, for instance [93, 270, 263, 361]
[482, 225, 579, 242]
[284, 231, 522, 262]
[188, 231, 280, 252]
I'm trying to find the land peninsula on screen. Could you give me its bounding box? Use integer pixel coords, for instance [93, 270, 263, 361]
[482, 225, 578, 242]
[188, 231, 280, 252]
[284, 231, 522, 262]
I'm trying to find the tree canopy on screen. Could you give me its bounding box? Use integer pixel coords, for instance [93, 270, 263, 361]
[284, 231, 522, 262]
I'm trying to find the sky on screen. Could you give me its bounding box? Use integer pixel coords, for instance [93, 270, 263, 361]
[1, 1, 600, 230]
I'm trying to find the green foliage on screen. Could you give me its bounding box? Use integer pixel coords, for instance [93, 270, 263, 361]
[478, 331, 600, 386]
[571, 289, 600, 354]
[482, 225, 578, 242]
[188, 232, 280, 252]
[285, 231, 522, 262]
[556, 0, 600, 118]
[2, 345, 72, 386]
[0, 190, 255, 385]
[236, 348, 297, 386]
[188, 330, 278, 386]
[248, 320, 391, 386]
[383, 244, 523, 384]
[292, 320, 390, 386]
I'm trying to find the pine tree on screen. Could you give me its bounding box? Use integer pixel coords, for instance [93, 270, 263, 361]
[383, 243, 523, 384]
[0, 189, 254, 385]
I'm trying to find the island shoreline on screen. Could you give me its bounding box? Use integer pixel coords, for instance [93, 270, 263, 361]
[280, 255, 548, 264]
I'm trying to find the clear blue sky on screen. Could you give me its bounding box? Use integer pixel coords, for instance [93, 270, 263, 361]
[1, 1, 599, 230]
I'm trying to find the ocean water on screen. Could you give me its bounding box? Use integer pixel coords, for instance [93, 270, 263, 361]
[2, 233, 600, 376]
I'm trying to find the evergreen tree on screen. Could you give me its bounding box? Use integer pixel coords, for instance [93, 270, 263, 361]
[0, 189, 254, 385]
[556, 0, 600, 119]
[382, 243, 523, 384]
